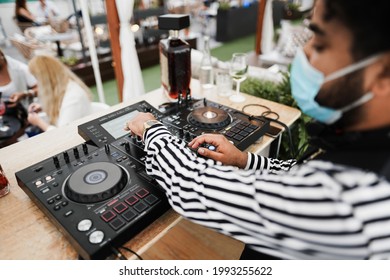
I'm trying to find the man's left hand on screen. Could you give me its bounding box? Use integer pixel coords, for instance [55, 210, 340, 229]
[124, 112, 156, 138]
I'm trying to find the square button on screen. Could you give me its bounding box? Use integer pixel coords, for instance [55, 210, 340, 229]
[136, 188, 149, 198]
[144, 194, 159, 205]
[109, 217, 125, 231]
[134, 201, 148, 213]
[239, 131, 249, 137]
[101, 210, 116, 222]
[125, 196, 139, 206]
[231, 127, 240, 133]
[225, 131, 235, 138]
[113, 202, 128, 214]
[122, 209, 137, 222]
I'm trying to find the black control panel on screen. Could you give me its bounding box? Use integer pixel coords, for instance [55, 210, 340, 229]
[15, 99, 269, 260]
[78, 99, 269, 152]
[16, 139, 169, 260]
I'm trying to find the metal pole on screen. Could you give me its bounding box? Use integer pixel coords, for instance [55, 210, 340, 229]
[71, 0, 87, 62]
[80, 0, 106, 103]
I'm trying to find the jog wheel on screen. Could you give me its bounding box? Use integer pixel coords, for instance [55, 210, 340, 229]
[64, 162, 128, 203]
[187, 106, 232, 129]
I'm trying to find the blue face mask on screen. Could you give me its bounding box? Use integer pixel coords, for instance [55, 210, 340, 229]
[290, 48, 380, 124]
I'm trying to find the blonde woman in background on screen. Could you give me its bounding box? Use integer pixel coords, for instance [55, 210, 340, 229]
[27, 55, 92, 131]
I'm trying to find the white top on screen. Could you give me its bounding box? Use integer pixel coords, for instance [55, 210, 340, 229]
[0, 56, 37, 101]
[34, 1, 59, 19]
[47, 80, 92, 130]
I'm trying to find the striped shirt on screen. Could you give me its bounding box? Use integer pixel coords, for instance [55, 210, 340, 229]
[144, 124, 390, 259]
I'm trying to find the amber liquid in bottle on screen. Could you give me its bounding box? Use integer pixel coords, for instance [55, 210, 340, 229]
[159, 30, 191, 100]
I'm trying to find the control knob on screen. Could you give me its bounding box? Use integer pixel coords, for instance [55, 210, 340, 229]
[63, 151, 70, 163]
[104, 144, 110, 154]
[184, 131, 192, 142]
[124, 141, 130, 153]
[73, 148, 79, 159]
[53, 156, 60, 168]
[82, 143, 88, 154]
[89, 230, 104, 244]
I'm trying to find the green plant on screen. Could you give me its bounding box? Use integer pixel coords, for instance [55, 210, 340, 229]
[60, 56, 78, 66]
[240, 71, 312, 160]
[287, 3, 301, 12]
[218, 0, 231, 10]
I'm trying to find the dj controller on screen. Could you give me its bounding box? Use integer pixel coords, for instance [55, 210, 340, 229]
[15, 98, 270, 260]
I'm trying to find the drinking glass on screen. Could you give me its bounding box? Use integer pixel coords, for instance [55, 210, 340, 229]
[0, 164, 10, 198]
[229, 53, 248, 103]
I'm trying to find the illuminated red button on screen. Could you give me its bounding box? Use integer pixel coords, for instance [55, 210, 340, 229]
[125, 196, 139, 206]
[136, 188, 149, 198]
[113, 202, 128, 214]
[101, 210, 116, 222]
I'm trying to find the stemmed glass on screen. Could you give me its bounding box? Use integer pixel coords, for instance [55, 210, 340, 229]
[229, 53, 248, 103]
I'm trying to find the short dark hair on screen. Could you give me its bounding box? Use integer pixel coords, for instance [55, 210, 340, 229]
[323, 0, 390, 60]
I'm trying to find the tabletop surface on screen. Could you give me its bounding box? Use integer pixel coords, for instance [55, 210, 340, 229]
[0, 81, 301, 259]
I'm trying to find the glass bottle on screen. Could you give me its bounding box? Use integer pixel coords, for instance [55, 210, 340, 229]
[199, 36, 214, 90]
[158, 14, 192, 101]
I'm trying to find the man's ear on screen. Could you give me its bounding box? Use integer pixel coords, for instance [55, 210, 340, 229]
[372, 52, 390, 97]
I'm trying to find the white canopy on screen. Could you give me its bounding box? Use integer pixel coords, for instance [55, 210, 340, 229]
[115, 0, 145, 101]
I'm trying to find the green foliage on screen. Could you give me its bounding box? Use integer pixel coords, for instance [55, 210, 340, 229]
[287, 3, 301, 12]
[218, 3, 231, 10]
[240, 71, 312, 160]
[60, 56, 78, 66]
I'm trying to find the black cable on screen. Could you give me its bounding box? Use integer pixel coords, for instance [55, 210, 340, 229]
[242, 103, 297, 159]
[111, 246, 128, 260]
[242, 104, 278, 119]
[120, 246, 144, 260]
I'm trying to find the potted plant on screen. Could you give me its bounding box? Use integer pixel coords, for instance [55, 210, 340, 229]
[240, 70, 312, 160]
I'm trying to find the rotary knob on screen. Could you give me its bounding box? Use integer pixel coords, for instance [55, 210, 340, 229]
[89, 230, 104, 244]
[77, 219, 92, 232]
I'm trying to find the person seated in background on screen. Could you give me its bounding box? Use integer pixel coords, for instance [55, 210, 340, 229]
[35, 0, 59, 20]
[0, 48, 37, 106]
[15, 0, 38, 25]
[27, 55, 92, 132]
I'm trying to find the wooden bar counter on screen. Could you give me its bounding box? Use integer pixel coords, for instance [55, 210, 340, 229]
[0, 81, 301, 259]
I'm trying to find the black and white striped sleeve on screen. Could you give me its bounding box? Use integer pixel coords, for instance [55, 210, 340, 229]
[143, 126, 390, 259]
[244, 152, 297, 173]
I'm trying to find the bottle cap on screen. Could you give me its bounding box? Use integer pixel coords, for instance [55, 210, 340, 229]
[158, 14, 190, 31]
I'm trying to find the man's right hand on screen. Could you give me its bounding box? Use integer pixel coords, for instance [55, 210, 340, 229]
[188, 134, 248, 169]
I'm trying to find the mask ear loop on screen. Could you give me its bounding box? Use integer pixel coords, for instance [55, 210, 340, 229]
[340, 92, 374, 113]
[324, 54, 382, 83]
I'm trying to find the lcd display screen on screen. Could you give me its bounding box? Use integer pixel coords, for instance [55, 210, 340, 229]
[101, 110, 139, 139]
